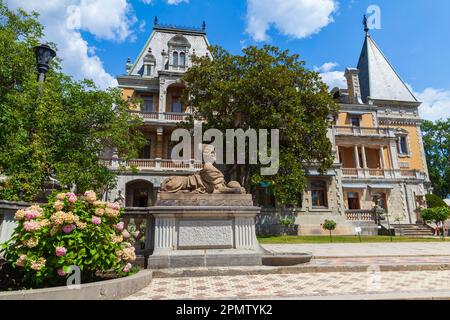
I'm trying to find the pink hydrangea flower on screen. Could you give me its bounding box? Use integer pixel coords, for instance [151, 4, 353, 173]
[91, 216, 101, 225]
[107, 202, 121, 210]
[84, 190, 97, 203]
[122, 263, 132, 273]
[57, 268, 66, 277]
[115, 222, 124, 232]
[66, 192, 77, 203]
[122, 230, 130, 239]
[24, 210, 39, 220]
[55, 247, 67, 257]
[24, 221, 41, 232]
[62, 224, 76, 234]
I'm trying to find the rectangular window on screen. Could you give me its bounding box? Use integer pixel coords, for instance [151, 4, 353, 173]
[398, 136, 408, 155]
[351, 116, 361, 127]
[311, 180, 328, 208]
[347, 192, 360, 210]
[146, 65, 151, 76]
[139, 139, 151, 159]
[143, 97, 153, 112]
[171, 96, 182, 113]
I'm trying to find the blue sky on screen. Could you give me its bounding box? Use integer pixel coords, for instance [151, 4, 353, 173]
[7, 0, 450, 120]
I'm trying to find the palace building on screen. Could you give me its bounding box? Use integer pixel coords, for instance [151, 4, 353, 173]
[105, 19, 431, 236]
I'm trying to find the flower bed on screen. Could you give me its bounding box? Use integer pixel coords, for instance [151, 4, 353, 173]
[1, 191, 137, 290]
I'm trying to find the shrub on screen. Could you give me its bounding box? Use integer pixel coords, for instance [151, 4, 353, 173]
[278, 216, 295, 234]
[426, 194, 448, 208]
[0, 191, 136, 288]
[421, 207, 450, 224]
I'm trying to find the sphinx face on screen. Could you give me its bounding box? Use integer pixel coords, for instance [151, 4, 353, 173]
[203, 145, 216, 164]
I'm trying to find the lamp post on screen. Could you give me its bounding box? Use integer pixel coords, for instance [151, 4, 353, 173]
[33, 44, 56, 83]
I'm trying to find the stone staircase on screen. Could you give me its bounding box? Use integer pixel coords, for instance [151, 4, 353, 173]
[393, 224, 435, 237]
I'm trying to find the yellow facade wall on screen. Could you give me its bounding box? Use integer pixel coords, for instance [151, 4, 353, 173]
[337, 112, 374, 127]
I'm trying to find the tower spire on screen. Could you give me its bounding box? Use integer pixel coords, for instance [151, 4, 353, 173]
[363, 14, 369, 35]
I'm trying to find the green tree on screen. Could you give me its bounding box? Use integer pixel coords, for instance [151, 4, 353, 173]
[0, 2, 145, 201]
[182, 45, 338, 206]
[322, 219, 337, 243]
[421, 119, 450, 199]
[426, 194, 448, 208]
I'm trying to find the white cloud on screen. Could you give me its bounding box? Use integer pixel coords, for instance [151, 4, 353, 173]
[140, 0, 189, 4]
[314, 62, 346, 89]
[7, 0, 140, 89]
[246, 0, 338, 42]
[414, 88, 450, 121]
[166, 0, 189, 4]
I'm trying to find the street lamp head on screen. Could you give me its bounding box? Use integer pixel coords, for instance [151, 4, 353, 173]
[33, 44, 56, 76]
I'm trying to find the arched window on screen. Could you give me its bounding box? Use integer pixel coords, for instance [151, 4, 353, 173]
[179, 52, 186, 66]
[173, 51, 178, 66]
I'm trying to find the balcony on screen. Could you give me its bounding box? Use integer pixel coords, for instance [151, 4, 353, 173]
[102, 158, 202, 172]
[334, 126, 393, 138]
[342, 168, 427, 180]
[129, 111, 190, 123]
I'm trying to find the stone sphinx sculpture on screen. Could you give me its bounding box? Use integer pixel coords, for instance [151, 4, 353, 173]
[161, 144, 245, 194]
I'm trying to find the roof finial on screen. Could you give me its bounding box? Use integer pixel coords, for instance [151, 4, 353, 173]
[202, 20, 206, 31]
[363, 14, 369, 35]
[154, 16, 158, 26]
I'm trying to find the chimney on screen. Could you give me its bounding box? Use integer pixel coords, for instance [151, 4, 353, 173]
[345, 68, 362, 104]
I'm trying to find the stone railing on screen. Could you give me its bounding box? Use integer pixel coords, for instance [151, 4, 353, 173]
[129, 111, 190, 122]
[345, 210, 377, 222]
[121, 208, 153, 256]
[342, 168, 426, 180]
[104, 158, 202, 172]
[334, 126, 392, 137]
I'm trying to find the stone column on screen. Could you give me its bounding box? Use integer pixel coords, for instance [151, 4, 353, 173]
[361, 145, 368, 168]
[153, 214, 176, 253]
[354, 145, 360, 168]
[156, 127, 164, 159]
[234, 215, 259, 249]
[379, 146, 385, 169]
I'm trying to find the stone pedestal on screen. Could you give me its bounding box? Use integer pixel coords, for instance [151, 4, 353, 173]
[147, 193, 265, 268]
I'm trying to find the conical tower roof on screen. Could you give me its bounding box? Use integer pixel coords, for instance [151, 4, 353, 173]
[357, 31, 418, 103]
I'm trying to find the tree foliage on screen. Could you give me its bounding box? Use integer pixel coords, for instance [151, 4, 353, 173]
[0, 1, 145, 201]
[421, 207, 450, 224]
[421, 119, 450, 199]
[426, 194, 448, 209]
[182, 45, 338, 206]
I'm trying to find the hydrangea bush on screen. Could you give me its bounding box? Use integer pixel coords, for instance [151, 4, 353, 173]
[1, 191, 136, 288]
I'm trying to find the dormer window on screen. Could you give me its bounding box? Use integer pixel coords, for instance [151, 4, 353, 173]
[167, 35, 191, 71]
[143, 48, 156, 78]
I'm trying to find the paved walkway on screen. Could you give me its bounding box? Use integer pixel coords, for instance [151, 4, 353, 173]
[126, 243, 450, 300]
[126, 270, 450, 300]
[262, 242, 450, 257]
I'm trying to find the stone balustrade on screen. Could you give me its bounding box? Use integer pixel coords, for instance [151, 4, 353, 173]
[103, 158, 202, 172]
[129, 111, 190, 123]
[345, 210, 377, 222]
[334, 126, 393, 137]
[341, 168, 426, 179]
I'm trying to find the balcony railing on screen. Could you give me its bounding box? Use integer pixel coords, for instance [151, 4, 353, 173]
[102, 158, 202, 172]
[334, 126, 392, 137]
[129, 111, 190, 122]
[341, 168, 426, 179]
[345, 210, 377, 222]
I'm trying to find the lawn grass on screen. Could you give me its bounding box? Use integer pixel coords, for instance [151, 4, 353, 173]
[257, 235, 446, 244]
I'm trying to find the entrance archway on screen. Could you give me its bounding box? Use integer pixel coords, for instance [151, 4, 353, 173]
[125, 180, 154, 207]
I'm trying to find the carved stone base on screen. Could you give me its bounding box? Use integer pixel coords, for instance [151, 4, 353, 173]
[147, 192, 266, 268]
